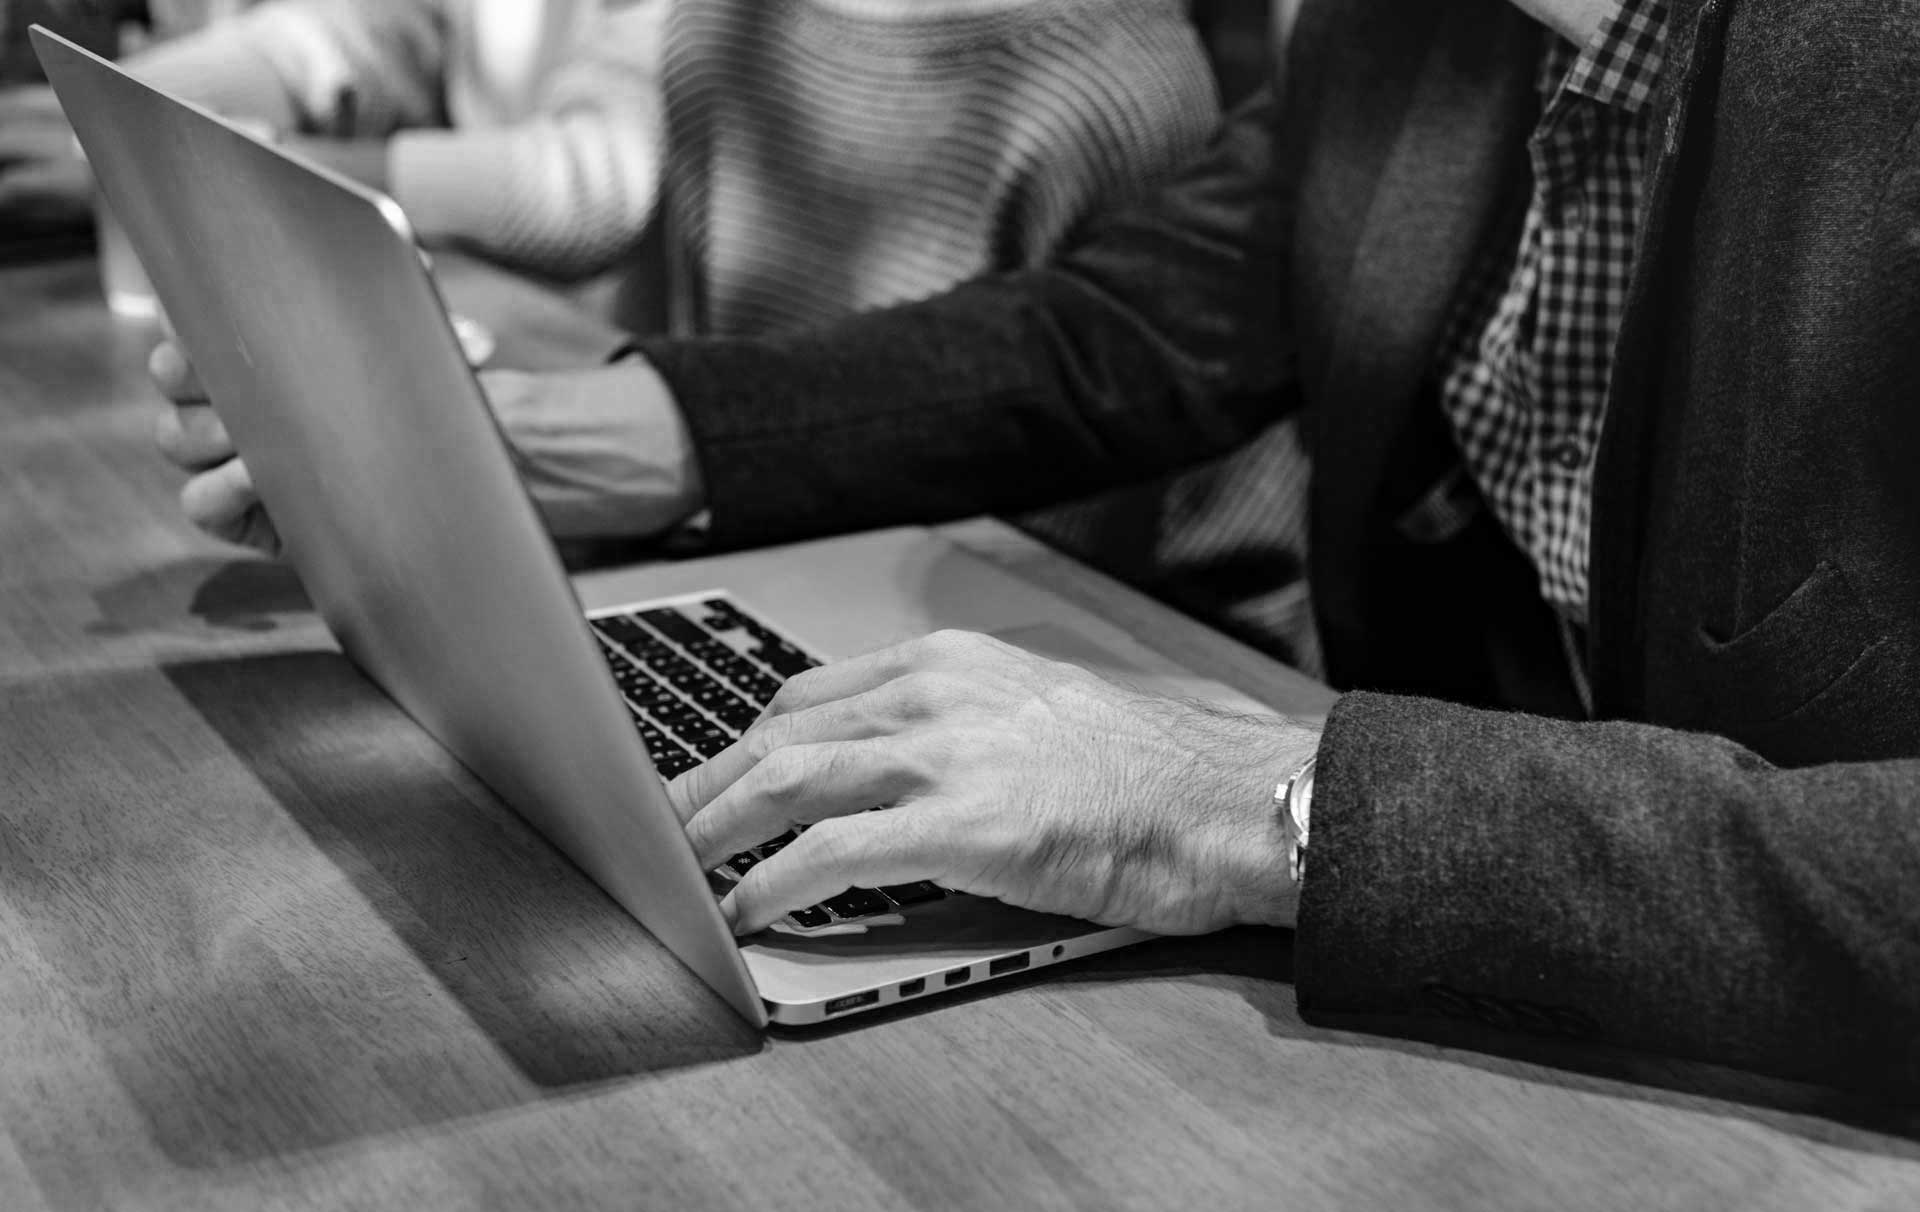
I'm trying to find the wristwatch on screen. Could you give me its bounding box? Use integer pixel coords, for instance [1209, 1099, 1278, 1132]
[1276, 752, 1315, 884]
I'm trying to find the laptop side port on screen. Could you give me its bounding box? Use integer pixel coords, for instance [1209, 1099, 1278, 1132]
[989, 952, 1031, 976]
[944, 966, 971, 987]
[898, 978, 926, 997]
[825, 990, 880, 1016]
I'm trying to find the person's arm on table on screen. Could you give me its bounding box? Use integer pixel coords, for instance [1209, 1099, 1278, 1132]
[667, 630, 1920, 1099]
[150, 344, 702, 554]
[1298, 693, 1920, 1097]
[632, 90, 1296, 548]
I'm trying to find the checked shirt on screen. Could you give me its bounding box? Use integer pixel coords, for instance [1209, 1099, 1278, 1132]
[1435, 0, 1670, 623]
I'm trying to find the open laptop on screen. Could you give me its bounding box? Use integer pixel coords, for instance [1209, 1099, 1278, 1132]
[36, 28, 1280, 1027]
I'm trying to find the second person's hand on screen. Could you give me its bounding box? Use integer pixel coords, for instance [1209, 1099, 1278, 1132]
[148, 341, 707, 554]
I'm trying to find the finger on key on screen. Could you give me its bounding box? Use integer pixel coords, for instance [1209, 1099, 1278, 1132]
[684, 737, 927, 870]
[148, 340, 207, 404]
[720, 810, 952, 935]
[752, 639, 951, 724]
[154, 404, 235, 472]
[667, 686, 914, 824]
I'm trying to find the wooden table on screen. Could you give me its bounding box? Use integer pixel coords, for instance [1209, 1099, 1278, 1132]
[3, 254, 1919, 1211]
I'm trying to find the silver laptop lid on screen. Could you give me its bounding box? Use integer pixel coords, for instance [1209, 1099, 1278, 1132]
[33, 28, 765, 1027]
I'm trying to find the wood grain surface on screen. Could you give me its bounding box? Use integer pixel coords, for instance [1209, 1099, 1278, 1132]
[3, 255, 1919, 1211]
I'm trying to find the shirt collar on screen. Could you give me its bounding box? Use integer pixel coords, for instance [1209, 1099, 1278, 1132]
[1548, 0, 1669, 114]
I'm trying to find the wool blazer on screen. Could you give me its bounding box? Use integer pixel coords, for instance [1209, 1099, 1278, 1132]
[642, 0, 1920, 1096]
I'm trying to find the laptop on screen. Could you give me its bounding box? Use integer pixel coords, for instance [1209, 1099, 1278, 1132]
[36, 28, 1279, 1027]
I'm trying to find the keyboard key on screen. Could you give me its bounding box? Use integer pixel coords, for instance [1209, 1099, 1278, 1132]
[787, 905, 832, 929]
[685, 639, 738, 666]
[639, 607, 708, 646]
[596, 616, 653, 647]
[823, 888, 892, 920]
[653, 656, 702, 681]
[712, 701, 761, 732]
[689, 733, 731, 758]
[736, 673, 782, 705]
[656, 753, 699, 779]
[752, 643, 818, 678]
[649, 704, 709, 732]
[686, 683, 748, 710]
[726, 852, 759, 878]
[878, 882, 946, 908]
[707, 655, 764, 685]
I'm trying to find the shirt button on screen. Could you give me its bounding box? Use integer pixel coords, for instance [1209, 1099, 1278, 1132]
[1547, 439, 1588, 471]
[1560, 195, 1588, 233]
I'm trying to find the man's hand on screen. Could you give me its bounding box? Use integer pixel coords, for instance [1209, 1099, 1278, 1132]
[671, 631, 1319, 936]
[148, 340, 705, 554]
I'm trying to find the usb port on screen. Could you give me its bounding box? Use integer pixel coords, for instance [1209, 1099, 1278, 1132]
[989, 952, 1031, 976]
[825, 990, 880, 1016]
[943, 966, 971, 987]
[898, 978, 926, 997]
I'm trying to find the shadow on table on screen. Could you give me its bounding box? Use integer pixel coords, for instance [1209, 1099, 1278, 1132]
[89, 555, 313, 637]
[156, 648, 760, 1163]
[1202, 937, 1920, 1160]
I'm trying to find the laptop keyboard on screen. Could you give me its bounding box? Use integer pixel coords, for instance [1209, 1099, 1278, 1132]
[589, 596, 947, 931]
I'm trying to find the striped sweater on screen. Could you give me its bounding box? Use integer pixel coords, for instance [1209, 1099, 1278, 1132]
[648, 0, 1220, 337]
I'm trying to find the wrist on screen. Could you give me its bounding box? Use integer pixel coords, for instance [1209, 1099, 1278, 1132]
[1224, 719, 1319, 929]
[1280, 747, 1314, 887]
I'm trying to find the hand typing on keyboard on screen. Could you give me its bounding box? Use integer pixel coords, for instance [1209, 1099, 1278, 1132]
[593, 599, 947, 931]
[667, 630, 1320, 938]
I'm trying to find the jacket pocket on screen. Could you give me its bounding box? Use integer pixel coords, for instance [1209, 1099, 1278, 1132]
[1691, 561, 1880, 725]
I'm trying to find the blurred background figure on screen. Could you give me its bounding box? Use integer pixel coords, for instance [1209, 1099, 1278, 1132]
[0, 0, 666, 280]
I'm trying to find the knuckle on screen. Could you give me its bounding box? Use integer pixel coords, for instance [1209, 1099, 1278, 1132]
[890, 670, 969, 720]
[919, 629, 981, 660]
[743, 710, 795, 762]
[750, 745, 814, 805]
[796, 815, 862, 870]
[766, 669, 815, 714]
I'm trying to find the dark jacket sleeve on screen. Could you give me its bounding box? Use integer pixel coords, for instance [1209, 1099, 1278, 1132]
[635, 92, 1295, 549]
[1296, 691, 1920, 1097]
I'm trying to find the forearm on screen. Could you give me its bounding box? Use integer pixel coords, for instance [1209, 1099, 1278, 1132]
[388, 0, 666, 278]
[389, 112, 661, 279]
[637, 92, 1295, 549]
[1296, 692, 1920, 1096]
